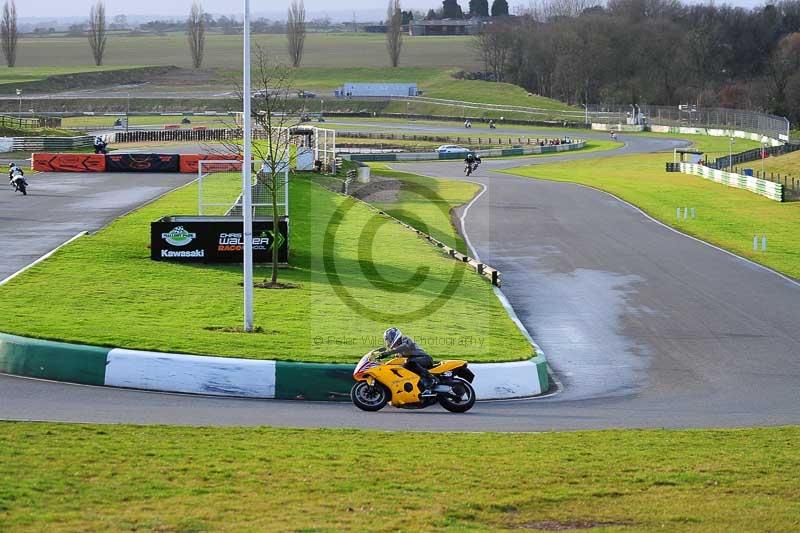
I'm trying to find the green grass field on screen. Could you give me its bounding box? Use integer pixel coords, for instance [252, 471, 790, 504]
[754, 149, 800, 178]
[0, 65, 143, 84]
[504, 136, 800, 279]
[1, 422, 798, 531]
[60, 114, 233, 129]
[366, 165, 476, 253]
[14, 32, 474, 69]
[8, 32, 575, 112]
[324, 117, 588, 132]
[0, 125, 76, 137]
[0, 172, 529, 363]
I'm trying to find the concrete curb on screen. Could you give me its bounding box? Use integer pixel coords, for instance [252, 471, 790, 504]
[0, 332, 548, 401]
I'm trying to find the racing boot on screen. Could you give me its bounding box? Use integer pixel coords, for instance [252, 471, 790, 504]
[419, 373, 438, 397]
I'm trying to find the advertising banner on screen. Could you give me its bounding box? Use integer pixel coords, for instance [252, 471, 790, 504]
[179, 154, 242, 174]
[107, 153, 180, 173]
[151, 217, 289, 263]
[32, 153, 106, 172]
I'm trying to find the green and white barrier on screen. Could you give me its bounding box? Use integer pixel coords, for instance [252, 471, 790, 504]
[677, 163, 784, 202]
[0, 332, 549, 401]
[648, 125, 783, 147]
[345, 140, 586, 163]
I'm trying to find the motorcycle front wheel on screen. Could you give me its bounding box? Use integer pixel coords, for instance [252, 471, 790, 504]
[351, 381, 389, 412]
[439, 377, 476, 413]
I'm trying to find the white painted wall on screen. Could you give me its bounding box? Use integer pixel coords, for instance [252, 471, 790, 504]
[471, 360, 543, 399]
[105, 349, 277, 398]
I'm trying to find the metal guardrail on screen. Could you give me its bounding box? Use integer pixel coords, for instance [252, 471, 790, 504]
[0, 114, 62, 130]
[350, 192, 501, 286]
[711, 143, 800, 170]
[115, 128, 242, 143]
[336, 130, 569, 146]
[393, 97, 790, 141]
[632, 105, 790, 141]
[1, 115, 41, 130]
[11, 136, 93, 151]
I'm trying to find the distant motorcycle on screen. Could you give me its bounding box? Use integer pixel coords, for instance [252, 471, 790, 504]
[94, 139, 109, 154]
[464, 156, 481, 176]
[10, 171, 28, 195]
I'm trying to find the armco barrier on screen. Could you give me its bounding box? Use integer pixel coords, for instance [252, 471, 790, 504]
[676, 162, 783, 202]
[32, 153, 106, 172]
[106, 153, 180, 173]
[11, 135, 94, 152]
[648, 125, 783, 147]
[344, 140, 586, 162]
[0, 332, 549, 401]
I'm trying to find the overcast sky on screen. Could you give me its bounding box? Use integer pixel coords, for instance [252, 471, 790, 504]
[18, 0, 766, 20]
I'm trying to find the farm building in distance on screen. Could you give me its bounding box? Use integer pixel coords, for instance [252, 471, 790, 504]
[409, 19, 483, 36]
[334, 83, 421, 98]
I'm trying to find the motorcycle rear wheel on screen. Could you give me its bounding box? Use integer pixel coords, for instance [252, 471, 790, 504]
[351, 381, 389, 412]
[438, 377, 476, 413]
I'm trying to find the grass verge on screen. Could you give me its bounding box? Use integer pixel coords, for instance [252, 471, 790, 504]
[364, 164, 478, 254]
[0, 125, 79, 137]
[504, 140, 800, 279]
[754, 149, 800, 178]
[0, 172, 529, 363]
[1, 422, 799, 531]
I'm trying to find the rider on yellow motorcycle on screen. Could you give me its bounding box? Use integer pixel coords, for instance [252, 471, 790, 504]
[376, 328, 436, 395]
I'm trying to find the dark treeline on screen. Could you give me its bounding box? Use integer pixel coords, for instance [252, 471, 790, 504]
[477, 0, 800, 121]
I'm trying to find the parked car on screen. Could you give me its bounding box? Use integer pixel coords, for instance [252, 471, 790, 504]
[436, 144, 470, 154]
[298, 90, 317, 99]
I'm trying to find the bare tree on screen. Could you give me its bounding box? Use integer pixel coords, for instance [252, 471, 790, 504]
[473, 21, 514, 82]
[286, 0, 306, 68]
[218, 48, 299, 287]
[1, 0, 17, 67]
[252, 50, 299, 287]
[88, 1, 107, 66]
[187, 1, 206, 69]
[386, 0, 403, 68]
[767, 32, 800, 116]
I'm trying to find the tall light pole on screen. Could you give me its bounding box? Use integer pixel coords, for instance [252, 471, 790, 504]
[16, 89, 22, 120]
[242, 0, 254, 332]
[729, 137, 734, 172]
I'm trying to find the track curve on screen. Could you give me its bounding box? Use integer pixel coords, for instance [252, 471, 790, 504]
[2, 131, 799, 431]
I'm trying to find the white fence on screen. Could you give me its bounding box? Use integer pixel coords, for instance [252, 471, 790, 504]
[198, 160, 289, 218]
[676, 163, 784, 202]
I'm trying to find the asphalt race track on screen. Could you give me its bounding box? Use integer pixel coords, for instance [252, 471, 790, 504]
[2, 132, 800, 431]
[0, 171, 196, 281]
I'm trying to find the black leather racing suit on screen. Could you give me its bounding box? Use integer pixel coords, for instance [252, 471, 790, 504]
[380, 336, 435, 387]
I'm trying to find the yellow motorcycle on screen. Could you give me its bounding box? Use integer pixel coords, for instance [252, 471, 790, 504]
[351, 351, 476, 413]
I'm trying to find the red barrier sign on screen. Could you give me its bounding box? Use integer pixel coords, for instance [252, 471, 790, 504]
[32, 153, 106, 172]
[179, 154, 243, 174]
